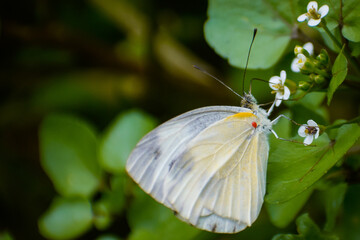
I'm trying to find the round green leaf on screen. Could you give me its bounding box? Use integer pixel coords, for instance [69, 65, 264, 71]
[39, 114, 101, 198]
[99, 110, 156, 173]
[266, 123, 360, 204]
[342, 0, 360, 42]
[127, 188, 199, 240]
[205, 0, 292, 69]
[38, 198, 93, 240]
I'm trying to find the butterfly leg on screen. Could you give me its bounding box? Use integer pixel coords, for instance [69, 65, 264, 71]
[271, 114, 301, 126]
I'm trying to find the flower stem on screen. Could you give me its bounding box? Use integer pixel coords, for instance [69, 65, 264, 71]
[321, 20, 360, 76]
[320, 21, 342, 49]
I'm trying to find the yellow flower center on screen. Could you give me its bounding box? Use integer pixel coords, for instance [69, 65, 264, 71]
[307, 7, 321, 20]
[271, 84, 284, 95]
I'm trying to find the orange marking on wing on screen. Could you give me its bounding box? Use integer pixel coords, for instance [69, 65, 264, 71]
[226, 112, 256, 120]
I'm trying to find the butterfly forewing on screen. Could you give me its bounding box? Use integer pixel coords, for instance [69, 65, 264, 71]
[126, 106, 269, 233]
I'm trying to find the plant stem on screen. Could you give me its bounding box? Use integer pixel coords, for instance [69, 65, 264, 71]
[321, 21, 360, 76]
[321, 22, 342, 50]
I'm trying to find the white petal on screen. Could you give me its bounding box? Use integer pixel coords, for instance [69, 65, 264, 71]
[291, 58, 300, 72]
[308, 18, 321, 26]
[275, 98, 282, 107]
[298, 126, 307, 137]
[280, 70, 286, 84]
[315, 127, 320, 139]
[307, 119, 318, 127]
[296, 54, 307, 69]
[269, 76, 281, 89]
[304, 135, 314, 145]
[297, 13, 308, 22]
[303, 42, 314, 55]
[275, 92, 283, 99]
[307, 1, 318, 12]
[283, 86, 291, 100]
[318, 5, 329, 17]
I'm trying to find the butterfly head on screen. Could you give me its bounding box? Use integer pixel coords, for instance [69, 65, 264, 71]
[241, 93, 257, 110]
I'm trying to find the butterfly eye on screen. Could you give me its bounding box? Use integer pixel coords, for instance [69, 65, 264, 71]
[252, 122, 258, 128]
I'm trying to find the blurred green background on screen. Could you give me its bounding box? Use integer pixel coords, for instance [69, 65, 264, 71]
[1, 0, 359, 239]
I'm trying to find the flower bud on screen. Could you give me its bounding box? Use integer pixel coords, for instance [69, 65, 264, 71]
[299, 81, 311, 91]
[309, 73, 316, 82]
[316, 49, 329, 67]
[314, 75, 326, 85]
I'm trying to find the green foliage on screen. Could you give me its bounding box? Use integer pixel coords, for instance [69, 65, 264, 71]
[38, 198, 93, 240]
[205, 0, 291, 69]
[100, 110, 157, 173]
[272, 213, 339, 240]
[266, 123, 360, 203]
[0, 232, 14, 240]
[39, 114, 102, 198]
[266, 186, 314, 228]
[323, 183, 347, 231]
[340, 0, 360, 42]
[327, 47, 348, 105]
[3, 0, 360, 239]
[127, 188, 200, 240]
[338, 184, 360, 240]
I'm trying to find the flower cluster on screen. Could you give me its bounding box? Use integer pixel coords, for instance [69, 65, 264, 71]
[291, 42, 331, 91]
[291, 42, 314, 73]
[297, 1, 329, 27]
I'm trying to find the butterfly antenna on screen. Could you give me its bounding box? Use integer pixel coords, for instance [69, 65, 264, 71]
[193, 65, 244, 100]
[243, 28, 258, 95]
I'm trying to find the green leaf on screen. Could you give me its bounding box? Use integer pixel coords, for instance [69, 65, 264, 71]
[338, 184, 360, 240]
[327, 47, 348, 105]
[93, 200, 112, 230]
[39, 114, 101, 198]
[96, 235, 123, 240]
[266, 123, 360, 204]
[205, 0, 291, 69]
[266, 186, 314, 228]
[272, 213, 339, 240]
[99, 110, 156, 173]
[100, 174, 126, 214]
[38, 198, 93, 240]
[127, 187, 200, 240]
[324, 183, 348, 231]
[341, 0, 360, 42]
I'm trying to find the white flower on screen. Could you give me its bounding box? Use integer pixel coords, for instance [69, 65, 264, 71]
[291, 53, 307, 72]
[298, 119, 320, 145]
[297, 1, 329, 27]
[269, 70, 290, 107]
[295, 42, 314, 56]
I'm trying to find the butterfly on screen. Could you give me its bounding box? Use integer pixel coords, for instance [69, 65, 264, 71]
[126, 92, 283, 233]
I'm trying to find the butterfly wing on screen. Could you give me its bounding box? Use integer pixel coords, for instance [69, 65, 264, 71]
[163, 113, 269, 233]
[126, 106, 269, 233]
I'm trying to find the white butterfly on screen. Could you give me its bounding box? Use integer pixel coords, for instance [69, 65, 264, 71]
[126, 93, 285, 233]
